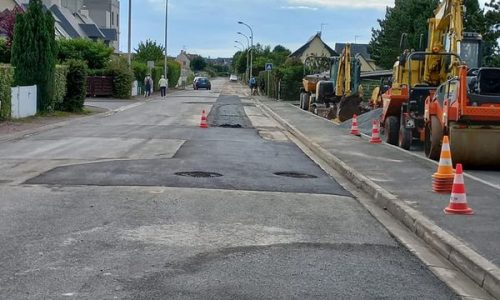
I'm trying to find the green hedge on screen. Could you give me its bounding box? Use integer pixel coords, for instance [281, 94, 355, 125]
[63, 59, 88, 112]
[151, 66, 163, 91]
[167, 60, 181, 88]
[106, 57, 134, 99]
[54, 65, 69, 109]
[0, 64, 13, 119]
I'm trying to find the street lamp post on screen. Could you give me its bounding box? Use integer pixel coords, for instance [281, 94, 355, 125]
[235, 40, 248, 81]
[237, 32, 250, 81]
[238, 21, 253, 78]
[164, 0, 169, 85]
[127, 0, 132, 66]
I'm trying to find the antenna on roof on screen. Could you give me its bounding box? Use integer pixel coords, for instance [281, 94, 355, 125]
[320, 23, 328, 36]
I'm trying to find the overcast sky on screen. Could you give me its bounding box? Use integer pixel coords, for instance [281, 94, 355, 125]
[119, 0, 396, 58]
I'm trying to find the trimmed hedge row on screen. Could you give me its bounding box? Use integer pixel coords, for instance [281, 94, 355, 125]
[0, 64, 13, 119]
[54, 65, 69, 109]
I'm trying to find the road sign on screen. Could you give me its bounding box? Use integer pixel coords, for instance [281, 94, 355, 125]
[265, 63, 273, 72]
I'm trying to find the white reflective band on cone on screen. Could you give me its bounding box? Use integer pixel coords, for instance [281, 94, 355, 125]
[439, 158, 453, 166]
[450, 193, 467, 203]
[453, 175, 464, 184]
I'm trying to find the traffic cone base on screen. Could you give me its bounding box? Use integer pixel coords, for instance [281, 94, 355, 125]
[200, 110, 208, 128]
[350, 114, 361, 136]
[432, 136, 454, 193]
[369, 120, 382, 144]
[443, 163, 474, 215]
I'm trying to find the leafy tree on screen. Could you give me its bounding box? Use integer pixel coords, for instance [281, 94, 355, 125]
[57, 38, 113, 69]
[369, 0, 439, 69]
[134, 39, 165, 63]
[190, 55, 207, 71]
[166, 60, 181, 88]
[11, 0, 57, 112]
[484, 0, 500, 66]
[0, 6, 22, 47]
[232, 51, 247, 74]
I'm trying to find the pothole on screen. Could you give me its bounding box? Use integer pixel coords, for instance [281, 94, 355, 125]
[274, 172, 318, 179]
[219, 124, 242, 128]
[175, 171, 223, 178]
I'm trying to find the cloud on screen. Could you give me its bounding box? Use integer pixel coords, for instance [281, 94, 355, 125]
[287, 0, 394, 9]
[281, 5, 318, 10]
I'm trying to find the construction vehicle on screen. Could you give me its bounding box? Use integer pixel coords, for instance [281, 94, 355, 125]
[299, 56, 330, 112]
[299, 44, 364, 121]
[424, 64, 500, 168]
[378, 0, 483, 151]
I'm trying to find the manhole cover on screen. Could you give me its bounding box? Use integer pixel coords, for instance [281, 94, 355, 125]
[274, 172, 318, 179]
[175, 171, 223, 178]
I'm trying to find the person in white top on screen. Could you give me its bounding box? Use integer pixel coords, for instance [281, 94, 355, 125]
[159, 75, 168, 97]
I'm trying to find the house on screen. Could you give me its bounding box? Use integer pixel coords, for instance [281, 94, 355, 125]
[289, 32, 338, 63]
[0, 0, 119, 50]
[81, 0, 120, 50]
[334, 43, 381, 72]
[176, 50, 194, 87]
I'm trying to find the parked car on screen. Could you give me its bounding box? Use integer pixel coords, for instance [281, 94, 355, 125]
[229, 74, 238, 82]
[195, 77, 211, 90]
[192, 76, 202, 89]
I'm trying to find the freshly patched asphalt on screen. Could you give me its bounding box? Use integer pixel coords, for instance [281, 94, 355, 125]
[28, 94, 349, 196]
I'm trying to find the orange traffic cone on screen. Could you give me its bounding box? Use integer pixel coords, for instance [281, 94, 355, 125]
[432, 136, 455, 193]
[350, 114, 361, 136]
[369, 119, 382, 144]
[200, 110, 208, 128]
[444, 164, 473, 215]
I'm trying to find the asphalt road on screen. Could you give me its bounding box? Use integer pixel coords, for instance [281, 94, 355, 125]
[0, 79, 457, 299]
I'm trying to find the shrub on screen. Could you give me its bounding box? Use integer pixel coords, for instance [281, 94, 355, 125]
[54, 65, 68, 109]
[151, 66, 163, 91]
[132, 61, 148, 82]
[167, 60, 181, 88]
[106, 57, 134, 99]
[11, 0, 57, 112]
[63, 59, 88, 112]
[57, 38, 113, 69]
[0, 38, 10, 63]
[0, 64, 13, 119]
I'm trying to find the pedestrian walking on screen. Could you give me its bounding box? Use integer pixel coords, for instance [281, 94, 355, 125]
[144, 74, 152, 97]
[159, 75, 168, 97]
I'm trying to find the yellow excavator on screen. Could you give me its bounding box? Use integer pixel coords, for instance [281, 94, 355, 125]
[378, 0, 500, 168]
[300, 44, 364, 121]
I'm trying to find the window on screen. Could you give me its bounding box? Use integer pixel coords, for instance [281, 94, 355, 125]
[111, 12, 114, 26]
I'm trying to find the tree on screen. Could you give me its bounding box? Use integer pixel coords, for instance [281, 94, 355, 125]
[369, 0, 439, 69]
[134, 39, 165, 63]
[11, 0, 57, 112]
[0, 6, 22, 47]
[57, 38, 113, 69]
[484, 0, 500, 66]
[190, 55, 207, 71]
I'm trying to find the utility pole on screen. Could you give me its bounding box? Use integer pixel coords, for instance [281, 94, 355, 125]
[127, 0, 132, 66]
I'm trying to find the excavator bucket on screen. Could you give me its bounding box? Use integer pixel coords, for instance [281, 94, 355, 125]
[337, 94, 364, 122]
[449, 124, 500, 169]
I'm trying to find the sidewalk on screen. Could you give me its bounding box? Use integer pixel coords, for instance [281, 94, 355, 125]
[257, 97, 500, 299]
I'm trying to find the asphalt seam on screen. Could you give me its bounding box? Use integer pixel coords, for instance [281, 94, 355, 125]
[257, 99, 500, 300]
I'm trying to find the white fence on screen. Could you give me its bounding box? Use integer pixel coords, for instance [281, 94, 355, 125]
[11, 85, 37, 119]
[131, 80, 138, 97]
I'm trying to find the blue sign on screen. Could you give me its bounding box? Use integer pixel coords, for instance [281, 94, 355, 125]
[265, 63, 273, 71]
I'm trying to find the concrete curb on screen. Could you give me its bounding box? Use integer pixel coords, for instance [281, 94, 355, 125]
[257, 99, 500, 299]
